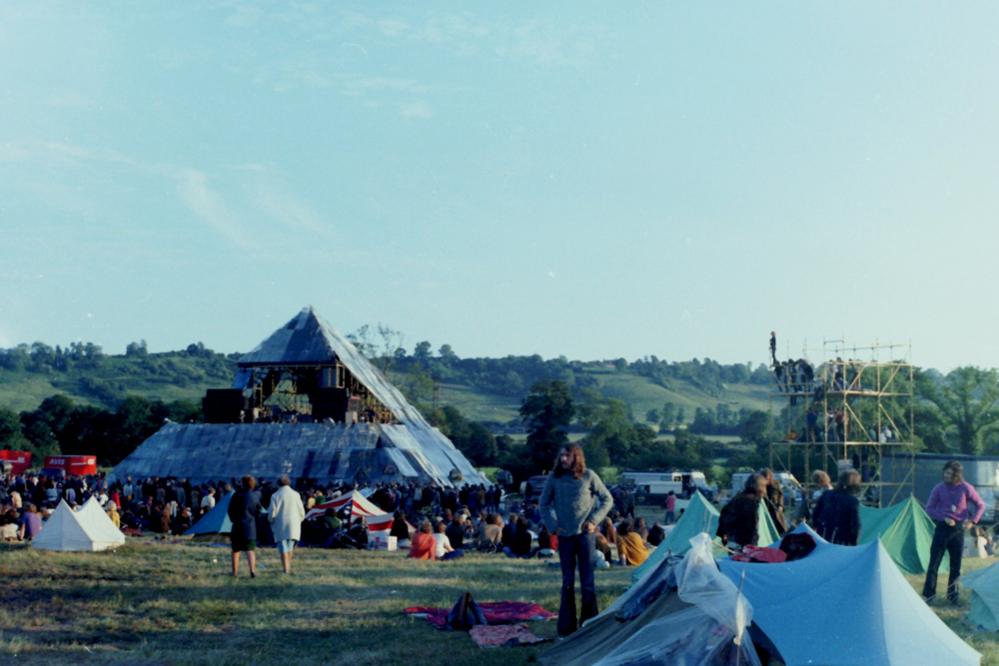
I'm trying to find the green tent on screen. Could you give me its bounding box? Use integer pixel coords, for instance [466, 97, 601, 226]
[632, 491, 718, 581]
[859, 495, 947, 575]
[632, 491, 781, 582]
[965, 561, 999, 631]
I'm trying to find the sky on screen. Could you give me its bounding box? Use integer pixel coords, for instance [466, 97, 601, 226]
[2, 2, 999, 371]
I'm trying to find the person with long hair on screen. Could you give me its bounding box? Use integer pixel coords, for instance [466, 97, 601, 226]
[923, 460, 985, 604]
[408, 520, 435, 560]
[717, 474, 767, 548]
[539, 444, 613, 637]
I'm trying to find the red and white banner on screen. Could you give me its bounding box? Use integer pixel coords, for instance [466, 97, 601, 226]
[0, 450, 32, 475]
[305, 490, 394, 531]
[43, 455, 98, 476]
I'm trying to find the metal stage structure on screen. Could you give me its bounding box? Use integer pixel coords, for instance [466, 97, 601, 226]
[769, 339, 916, 506]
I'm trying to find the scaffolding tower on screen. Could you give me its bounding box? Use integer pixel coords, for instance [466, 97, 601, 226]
[769, 340, 916, 507]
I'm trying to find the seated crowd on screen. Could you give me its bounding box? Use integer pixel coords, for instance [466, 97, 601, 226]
[0, 470, 664, 568]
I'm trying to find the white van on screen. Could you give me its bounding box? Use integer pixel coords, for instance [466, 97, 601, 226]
[730, 471, 802, 505]
[619, 471, 714, 503]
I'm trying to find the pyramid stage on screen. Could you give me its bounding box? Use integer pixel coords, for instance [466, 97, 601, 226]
[111, 307, 486, 487]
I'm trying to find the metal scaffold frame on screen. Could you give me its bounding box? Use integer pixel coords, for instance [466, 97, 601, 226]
[768, 339, 916, 507]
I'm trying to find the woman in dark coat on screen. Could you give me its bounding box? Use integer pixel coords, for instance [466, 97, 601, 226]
[228, 475, 262, 577]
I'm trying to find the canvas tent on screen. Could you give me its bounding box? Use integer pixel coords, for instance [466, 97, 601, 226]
[964, 562, 999, 632]
[185, 492, 234, 537]
[33, 500, 126, 552]
[718, 533, 980, 665]
[632, 493, 780, 582]
[859, 496, 947, 575]
[305, 490, 393, 531]
[78, 497, 127, 547]
[542, 533, 760, 666]
[112, 308, 486, 487]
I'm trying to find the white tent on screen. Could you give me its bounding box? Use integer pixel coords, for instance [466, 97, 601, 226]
[33, 499, 126, 552]
[79, 496, 127, 548]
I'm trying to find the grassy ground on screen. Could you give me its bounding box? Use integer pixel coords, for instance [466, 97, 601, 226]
[0, 540, 628, 665]
[1, 539, 996, 665]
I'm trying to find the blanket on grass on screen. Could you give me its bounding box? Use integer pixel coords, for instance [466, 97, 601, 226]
[470, 624, 550, 648]
[404, 601, 555, 629]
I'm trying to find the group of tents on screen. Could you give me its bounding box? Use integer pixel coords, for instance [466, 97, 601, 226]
[30, 488, 395, 550]
[550, 491, 988, 665]
[32, 498, 126, 552]
[634, 491, 950, 583]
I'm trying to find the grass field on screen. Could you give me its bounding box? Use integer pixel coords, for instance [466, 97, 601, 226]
[0, 540, 626, 665]
[1, 540, 998, 665]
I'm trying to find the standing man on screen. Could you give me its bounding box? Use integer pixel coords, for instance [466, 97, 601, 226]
[268, 475, 306, 575]
[922, 461, 985, 604]
[539, 444, 613, 637]
[769, 331, 777, 365]
[664, 491, 677, 524]
[811, 469, 861, 545]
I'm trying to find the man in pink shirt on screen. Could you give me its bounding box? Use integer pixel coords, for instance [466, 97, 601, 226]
[922, 460, 985, 604]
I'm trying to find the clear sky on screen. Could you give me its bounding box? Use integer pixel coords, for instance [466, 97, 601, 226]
[2, 2, 998, 370]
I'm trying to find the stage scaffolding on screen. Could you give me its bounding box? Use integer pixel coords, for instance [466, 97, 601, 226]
[768, 339, 916, 507]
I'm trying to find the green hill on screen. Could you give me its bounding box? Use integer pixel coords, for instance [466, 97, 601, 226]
[0, 344, 774, 429]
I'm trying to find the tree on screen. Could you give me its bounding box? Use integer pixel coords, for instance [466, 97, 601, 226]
[921, 367, 999, 454]
[0, 407, 30, 449]
[645, 409, 660, 425]
[520, 380, 574, 473]
[438, 344, 458, 363]
[413, 341, 433, 364]
[739, 410, 773, 451]
[125, 340, 148, 357]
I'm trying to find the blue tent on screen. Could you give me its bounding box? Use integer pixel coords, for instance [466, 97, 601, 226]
[718, 534, 980, 665]
[185, 493, 233, 537]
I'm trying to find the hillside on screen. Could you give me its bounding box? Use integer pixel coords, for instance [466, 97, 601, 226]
[0, 344, 774, 429]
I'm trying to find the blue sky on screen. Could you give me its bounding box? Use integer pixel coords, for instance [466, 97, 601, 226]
[2, 2, 998, 370]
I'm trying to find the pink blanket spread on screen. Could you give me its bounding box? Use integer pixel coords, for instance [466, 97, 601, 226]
[469, 624, 549, 648]
[403, 601, 555, 629]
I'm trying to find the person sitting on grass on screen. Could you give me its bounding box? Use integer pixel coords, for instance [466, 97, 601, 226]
[434, 520, 463, 560]
[616, 519, 650, 566]
[408, 520, 436, 560]
[390, 510, 413, 549]
[536, 524, 558, 558]
[647, 521, 666, 547]
[502, 514, 534, 558]
[478, 513, 503, 552]
[105, 501, 121, 529]
[18, 503, 42, 542]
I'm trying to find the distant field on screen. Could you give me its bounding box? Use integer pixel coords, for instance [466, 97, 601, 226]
[0, 540, 995, 665]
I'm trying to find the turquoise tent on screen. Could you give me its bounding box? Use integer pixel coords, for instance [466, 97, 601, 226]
[859, 496, 947, 575]
[965, 562, 999, 631]
[719, 534, 980, 665]
[632, 492, 781, 581]
[185, 492, 233, 537]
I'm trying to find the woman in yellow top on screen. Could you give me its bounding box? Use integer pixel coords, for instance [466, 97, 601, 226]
[616, 519, 649, 566]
